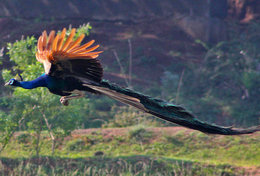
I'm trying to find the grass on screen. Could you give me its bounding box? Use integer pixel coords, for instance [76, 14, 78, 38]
[0, 127, 259, 175]
[0, 156, 245, 176]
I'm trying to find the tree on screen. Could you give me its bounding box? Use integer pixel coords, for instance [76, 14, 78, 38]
[0, 24, 95, 155]
[182, 23, 260, 126]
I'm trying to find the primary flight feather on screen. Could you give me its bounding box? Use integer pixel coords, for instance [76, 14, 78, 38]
[5, 28, 260, 135]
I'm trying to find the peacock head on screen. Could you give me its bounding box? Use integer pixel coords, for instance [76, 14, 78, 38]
[5, 74, 23, 87]
[4, 78, 20, 87]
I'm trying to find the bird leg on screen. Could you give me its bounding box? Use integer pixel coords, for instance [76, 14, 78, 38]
[60, 91, 85, 106]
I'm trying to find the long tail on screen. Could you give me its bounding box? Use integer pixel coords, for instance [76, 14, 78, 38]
[84, 80, 260, 135]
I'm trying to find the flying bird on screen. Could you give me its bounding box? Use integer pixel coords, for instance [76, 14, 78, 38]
[5, 28, 260, 135]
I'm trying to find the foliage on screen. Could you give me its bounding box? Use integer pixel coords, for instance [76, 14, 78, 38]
[1, 128, 259, 169]
[160, 71, 180, 102]
[0, 156, 243, 176]
[195, 32, 260, 126]
[128, 125, 153, 143]
[66, 139, 85, 151]
[0, 24, 95, 154]
[103, 106, 160, 128]
[81, 95, 116, 128]
[162, 23, 260, 127]
[16, 132, 31, 144]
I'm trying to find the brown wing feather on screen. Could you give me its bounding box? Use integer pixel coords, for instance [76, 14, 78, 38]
[66, 34, 85, 52]
[46, 30, 55, 50]
[36, 27, 103, 82]
[57, 28, 66, 50]
[61, 28, 76, 51]
[70, 40, 95, 53]
[37, 36, 43, 53]
[52, 34, 60, 52]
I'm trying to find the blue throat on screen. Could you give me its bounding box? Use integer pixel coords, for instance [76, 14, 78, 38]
[18, 74, 48, 89]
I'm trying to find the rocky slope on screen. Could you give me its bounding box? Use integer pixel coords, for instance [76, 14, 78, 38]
[0, 0, 258, 85]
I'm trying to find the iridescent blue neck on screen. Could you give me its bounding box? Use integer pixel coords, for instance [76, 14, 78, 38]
[17, 74, 48, 89]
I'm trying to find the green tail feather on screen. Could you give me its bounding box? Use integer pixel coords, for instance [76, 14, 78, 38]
[85, 80, 260, 135]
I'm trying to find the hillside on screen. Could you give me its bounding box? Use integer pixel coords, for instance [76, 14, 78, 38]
[1, 1, 260, 175]
[1, 127, 259, 175]
[1, 1, 260, 126]
[1, 0, 257, 83]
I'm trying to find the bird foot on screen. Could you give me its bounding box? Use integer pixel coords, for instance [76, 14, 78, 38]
[60, 97, 69, 106]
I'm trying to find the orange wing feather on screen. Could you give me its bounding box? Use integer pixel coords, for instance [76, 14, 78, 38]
[57, 28, 66, 50]
[46, 30, 55, 51]
[36, 28, 103, 74]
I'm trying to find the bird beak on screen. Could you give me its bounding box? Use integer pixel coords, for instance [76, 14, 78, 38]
[4, 82, 9, 86]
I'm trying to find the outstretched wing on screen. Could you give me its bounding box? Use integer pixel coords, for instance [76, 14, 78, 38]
[36, 28, 103, 82]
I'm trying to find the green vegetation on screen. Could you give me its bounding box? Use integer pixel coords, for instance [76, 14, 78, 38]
[1, 22, 260, 175]
[1, 128, 259, 167]
[103, 106, 161, 128]
[1, 127, 258, 175]
[0, 24, 115, 155]
[128, 125, 153, 143]
[0, 156, 244, 176]
[156, 23, 260, 128]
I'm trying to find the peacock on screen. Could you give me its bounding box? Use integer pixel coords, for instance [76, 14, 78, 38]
[5, 28, 260, 135]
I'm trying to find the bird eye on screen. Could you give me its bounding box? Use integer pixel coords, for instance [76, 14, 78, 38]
[9, 80, 14, 85]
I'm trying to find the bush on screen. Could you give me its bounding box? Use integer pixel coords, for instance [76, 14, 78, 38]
[0, 24, 95, 154]
[103, 106, 161, 128]
[16, 133, 31, 144]
[66, 139, 85, 151]
[128, 126, 153, 143]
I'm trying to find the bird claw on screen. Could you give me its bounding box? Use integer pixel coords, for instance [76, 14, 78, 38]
[60, 97, 69, 106]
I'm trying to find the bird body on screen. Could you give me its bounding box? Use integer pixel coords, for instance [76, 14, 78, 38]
[10, 74, 70, 95]
[46, 75, 81, 96]
[12, 73, 97, 97]
[5, 27, 260, 135]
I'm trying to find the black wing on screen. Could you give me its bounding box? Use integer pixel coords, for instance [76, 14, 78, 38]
[49, 58, 103, 83]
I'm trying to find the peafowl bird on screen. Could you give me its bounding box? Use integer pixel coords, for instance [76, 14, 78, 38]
[5, 28, 260, 135]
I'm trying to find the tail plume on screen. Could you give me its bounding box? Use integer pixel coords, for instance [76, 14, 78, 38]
[84, 80, 260, 135]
